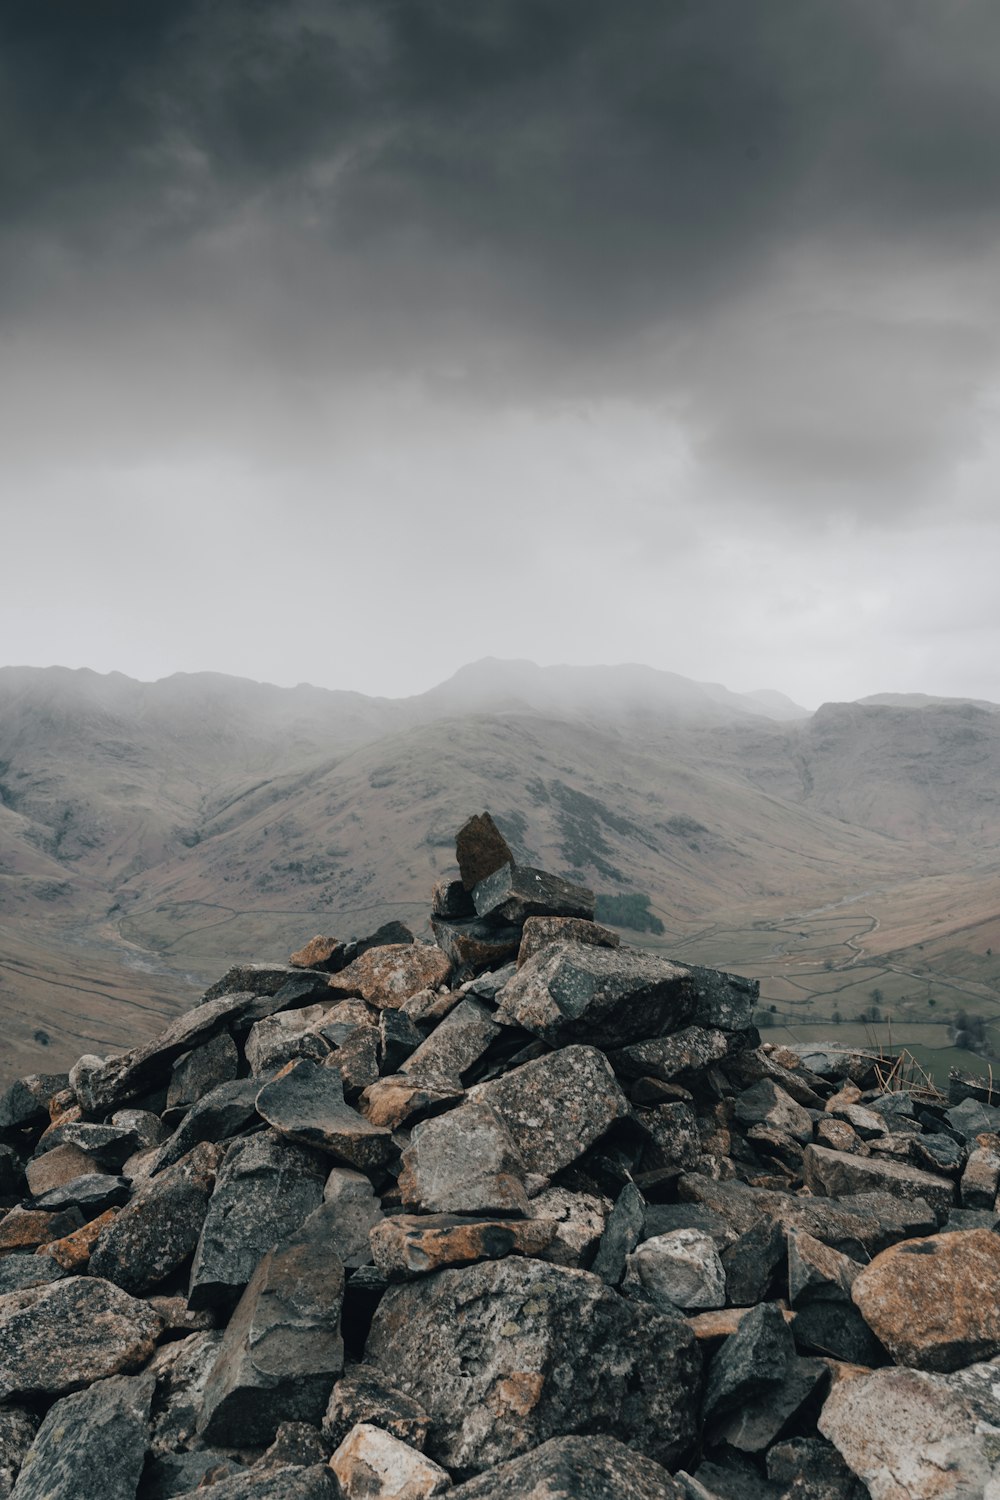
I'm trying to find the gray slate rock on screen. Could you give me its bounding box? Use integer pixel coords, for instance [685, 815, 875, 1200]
[590, 1181, 645, 1284]
[189, 1130, 327, 1311]
[766, 1437, 867, 1500]
[709, 1356, 828, 1453]
[256, 1061, 394, 1173]
[170, 1465, 336, 1499]
[90, 1140, 219, 1294]
[629, 1230, 726, 1311]
[0, 1255, 67, 1295]
[152, 1079, 261, 1173]
[0, 1076, 67, 1133]
[33, 1173, 130, 1213]
[455, 813, 514, 891]
[399, 1099, 531, 1217]
[469, 1045, 630, 1178]
[147, 1330, 224, 1455]
[802, 1143, 955, 1215]
[322, 1167, 384, 1266]
[703, 1301, 794, 1423]
[10, 1372, 153, 1500]
[609, 1026, 730, 1083]
[472, 864, 595, 925]
[198, 1206, 345, 1447]
[401, 996, 501, 1083]
[365, 1256, 701, 1474]
[166, 1032, 239, 1113]
[244, 1008, 331, 1078]
[0, 1408, 37, 1500]
[946, 1096, 1000, 1140]
[33, 1121, 140, 1171]
[447, 1434, 689, 1499]
[0, 1275, 162, 1399]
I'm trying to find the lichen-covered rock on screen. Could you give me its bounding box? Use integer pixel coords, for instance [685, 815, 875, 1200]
[330, 1424, 450, 1499]
[734, 1080, 814, 1144]
[323, 1366, 431, 1452]
[170, 1466, 336, 1499]
[322, 1168, 384, 1267]
[245, 1007, 332, 1077]
[166, 1032, 239, 1114]
[530, 1187, 610, 1268]
[198, 1207, 345, 1447]
[446, 1434, 690, 1499]
[399, 1100, 531, 1216]
[401, 997, 500, 1084]
[147, 1330, 224, 1455]
[851, 1229, 1000, 1372]
[628, 1229, 726, 1311]
[189, 1131, 327, 1311]
[803, 1143, 955, 1215]
[517, 916, 619, 968]
[469, 1045, 630, 1178]
[328, 946, 452, 1008]
[364, 1256, 701, 1474]
[370, 1213, 556, 1279]
[472, 865, 595, 925]
[0, 1276, 161, 1399]
[9, 1371, 154, 1500]
[609, 1026, 730, 1084]
[89, 1141, 219, 1294]
[0, 1407, 37, 1499]
[255, 1061, 394, 1173]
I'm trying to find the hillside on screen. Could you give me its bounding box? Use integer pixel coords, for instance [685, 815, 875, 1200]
[2, 663, 1000, 1083]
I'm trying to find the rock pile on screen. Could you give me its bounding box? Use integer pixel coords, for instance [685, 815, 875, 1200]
[1, 812, 1000, 1498]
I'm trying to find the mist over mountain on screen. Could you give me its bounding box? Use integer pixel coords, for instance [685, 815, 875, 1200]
[3, 659, 1000, 1085]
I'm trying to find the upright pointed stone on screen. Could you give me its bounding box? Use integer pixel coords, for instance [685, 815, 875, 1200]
[455, 813, 513, 892]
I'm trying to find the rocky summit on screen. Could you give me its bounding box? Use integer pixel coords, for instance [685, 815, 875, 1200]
[2, 813, 1000, 1498]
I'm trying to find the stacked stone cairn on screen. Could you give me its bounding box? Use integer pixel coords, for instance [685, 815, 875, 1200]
[2, 813, 1000, 1498]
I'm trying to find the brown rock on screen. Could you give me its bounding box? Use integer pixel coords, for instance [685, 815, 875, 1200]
[430, 917, 522, 976]
[0, 1208, 82, 1256]
[330, 1423, 450, 1500]
[360, 1076, 464, 1131]
[687, 1304, 795, 1343]
[370, 1214, 557, 1279]
[24, 1145, 97, 1198]
[816, 1117, 870, 1156]
[291, 936, 344, 970]
[328, 946, 452, 1009]
[802, 1143, 955, 1215]
[517, 916, 619, 968]
[455, 812, 513, 891]
[851, 1228, 1000, 1372]
[39, 1208, 118, 1271]
[0, 1276, 162, 1399]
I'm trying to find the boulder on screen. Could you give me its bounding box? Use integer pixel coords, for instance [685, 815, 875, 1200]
[469, 1046, 630, 1178]
[431, 918, 522, 975]
[472, 865, 595, 925]
[189, 1131, 327, 1311]
[33, 1120, 142, 1171]
[455, 812, 513, 890]
[245, 1007, 331, 1077]
[364, 1256, 700, 1473]
[370, 1213, 556, 1278]
[960, 1143, 1000, 1208]
[166, 1032, 239, 1114]
[330, 1424, 450, 1499]
[765, 1437, 866, 1500]
[323, 1366, 431, 1452]
[703, 1301, 794, 1425]
[735, 1081, 814, 1144]
[531, 1186, 610, 1269]
[151, 1079, 262, 1173]
[379, 1010, 423, 1074]
[32, 1174, 130, 1214]
[400, 997, 500, 1083]
[0, 1276, 161, 1399]
[609, 1027, 730, 1084]
[146, 1329, 224, 1455]
[399, 1100, 531, 1216]
[328, 946, 452, 1008]
[255, 1061, 395, 1173]
[446, 1435, 688, 1500]
[590, 1182, 644, 1284]
[9, 1371, 154, 1500]
[89, 1141, 219, 1294]
[0, 1255, 65, 1295]
[851, 1228, 1000, 1371]
[0, 1075, 67, 1134]
[517, 916, 619, 968]
[290, 936, 344, 970]
[322, 1168, 384, 1267]
[24, 1144, 97, 1197]
[709, 1356, 828, 1454]
[198, 1208, 345, 1448]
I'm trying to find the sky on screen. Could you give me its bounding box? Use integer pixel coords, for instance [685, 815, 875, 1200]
[3, 0, 1000, 708]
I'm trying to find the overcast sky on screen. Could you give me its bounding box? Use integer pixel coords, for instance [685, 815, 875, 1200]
[3, 0, 1000, 708]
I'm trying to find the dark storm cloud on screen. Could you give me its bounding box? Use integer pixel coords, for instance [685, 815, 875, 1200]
[3, 0, 1000, 501]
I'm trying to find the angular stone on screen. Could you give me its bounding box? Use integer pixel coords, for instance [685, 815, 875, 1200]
[819, 1363, 1000, 1500]
[629, 1229, 726, 1311]
[24, 1144, 96, 1198]
[473, 864, 595, 925]
[322, 1168, 384, 1268]
[960, 1143, 1000, 1207]
[834, 1102, 888, 1139]
[40, 1206, 117, 1271]
[189, 1131, 327, 1311]
[851, 1228, 1000, 1372]
[446, 1435, 688, 1500]
[703, 1301, 794, 1423]
[0, 1406, 38, 1498]
[735, 1080, 813, 1144]
[166, 1031, 240, 1113]
[793, 1300, 885, 1365]
[945, 1096, 1000, 1140]
[139, 1450, 246, 1499]
[531, 1187, 609, 1268]
[470, 1045, 630, 1178]
[153, 1079, 261, 1173]
[32, 1174, 130, 1214]
[431, 879, 475, 919]
[256, 1061, 394, 1173]
[721, 1218, 787, 1306]
[636, 1101, 701, 1172]
[788, 1230, 860, 1306]
[327, 1026, 381, 1098]
[113, 1108, 168, 1150]
[0, 1254, 65, 1294]
[765, 1437, 867, 1500]
[245, 1008, 331, 1077]
[786, 1230, 884, 1363]
[834, 1190, 938, 1249]
[379, 1010, 423, 1074]
[169, 1464, 336, 1498]
[495, 943, 698, 1048]
[455, 812, 513, 891]
[9, 1371, 154, 1500]
[365, 1257, 700, 1473]
[147, 1329, 224, 1455]
[517, 916, 619, 970]
[259, 1421, 330, 1470]
[146, 1295, 218, 1337]
[686, 967, 759, 1033]
[0, 1075, 67, 1133]
[609, 1027, 730, 1084]
[330, 1423, 451, 1499]
[399, 1100, 530, 1217]
[913, 1131, 965, 1176]
[431, 917, 522, 976]
[590, 1182, 644, 1284]
[816, 1117, 870, 1156]
[802, 1143, 955, 1215]
[323, 1366, 431, 1452]
[360, 1075, 464, 1130]
[711, 1355, 828, 1453]
[34, 1120, 142, 1171]
[371, 1213, 556, 1279]
[89, 1141, 219, 1294]
[400, 987, 464, 1027]
[290, 935, 344, 970]
[401, 997, 500, 1084]
[328, 946, 452, 1009]
[0, 1275, 161, 1398]
[198, 1207, 345, 1447]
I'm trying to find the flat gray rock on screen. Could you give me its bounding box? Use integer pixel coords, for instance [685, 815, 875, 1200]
[0, 1275, 162, 1400]
[399, 1099, 531, 1216]
[472, 864, 595, 925]
[256, 1060, 394, 1173]
[90, 1140, 220, 1295]
[400, 996, 500, 1083]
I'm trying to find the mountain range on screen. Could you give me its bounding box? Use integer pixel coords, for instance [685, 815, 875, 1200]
[3, 658, 1000, 1084]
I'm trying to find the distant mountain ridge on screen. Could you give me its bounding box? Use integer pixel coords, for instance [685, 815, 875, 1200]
[3, 659, 1000, 1083]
